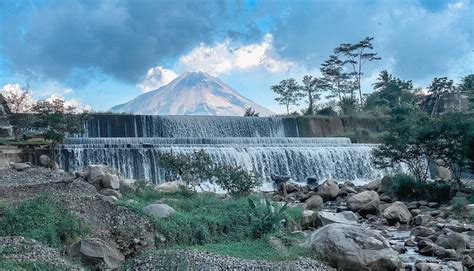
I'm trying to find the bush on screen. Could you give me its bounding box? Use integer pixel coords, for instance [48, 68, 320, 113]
[214, 165, 262, 197]
[390, 174, 451, 202]
[0, 196, 91, 248]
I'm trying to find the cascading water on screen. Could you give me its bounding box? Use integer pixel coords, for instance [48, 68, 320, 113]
[59, 115, 396, 185]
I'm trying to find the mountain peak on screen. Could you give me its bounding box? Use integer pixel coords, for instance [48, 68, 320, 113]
[111, 72, 273, 116]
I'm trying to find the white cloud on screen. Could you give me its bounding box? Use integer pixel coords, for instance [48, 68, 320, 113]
[0, 83, 35, 112]
[179, 34, 293, 75]
[448, 1, 464, 10]
[46, 94, 91, 112]
[63, 88, 74, 94]
[137, 66, 178, 92]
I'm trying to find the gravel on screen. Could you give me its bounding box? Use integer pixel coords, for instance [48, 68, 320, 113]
[129, 250, 330, 271]
[0, 236, 82, 270]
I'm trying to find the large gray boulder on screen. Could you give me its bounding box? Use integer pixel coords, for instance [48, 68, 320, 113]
[382, 201, 412, 225]
[305, 195, 324, 210]
[102, 173, 120, 190]
[308, 224, 400, 270]
[75, 238, 125, 270]
[10, 162, 30, 171]
[315, 211, 358, 227]
[86, 165, 106, 184]
[347, 190, 380, 216]
[318, 180, 340, 200]
[143, 203, 176, 218]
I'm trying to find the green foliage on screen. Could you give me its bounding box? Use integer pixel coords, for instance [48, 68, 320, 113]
[451, 197, 468, 216]
[316, 106, 337, 116]
[214, 165, 262, 197]
[0, 196, 91, 248]
[248, 198, 290, 238]
[271, 78, 304, 115]
[0, 258, 61, 271]
[158, 150, 213, 190]
[320, 55, 354, 102]
[335, 128, 382, 143]
[243, 107, 260, 117]
[338, 96, 357, 115]
[301, 75, 326, 115]
[389, 174, 451, 202]
[458, 74, 474, 110]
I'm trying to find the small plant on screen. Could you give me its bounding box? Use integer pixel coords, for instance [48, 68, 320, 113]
[248, 197, 289, 238]
[0, 196, 91, 248]
[389, 173, 451, 202]
[214, 165, 262, 197]
[451, 197, 468, 217]
[244, 107, 260, 117]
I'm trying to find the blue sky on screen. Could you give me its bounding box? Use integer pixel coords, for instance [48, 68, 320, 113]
[0, 0, 472, 113]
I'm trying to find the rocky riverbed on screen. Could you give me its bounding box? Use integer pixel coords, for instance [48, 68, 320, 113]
[0, 163, 473, 270]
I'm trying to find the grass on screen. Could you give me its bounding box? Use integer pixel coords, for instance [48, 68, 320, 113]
[0, 139, 49, 145]
[0, 196, 91, 248]
[0, 258, 61, 271]
[119, 185, 310, 261]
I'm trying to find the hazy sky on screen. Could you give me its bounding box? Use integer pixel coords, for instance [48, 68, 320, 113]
[0, 0, 472, 113]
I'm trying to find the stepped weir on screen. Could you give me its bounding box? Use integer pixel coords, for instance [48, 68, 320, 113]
[60, 115, 389, 185]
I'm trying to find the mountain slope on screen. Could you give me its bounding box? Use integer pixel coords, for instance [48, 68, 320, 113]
[110, 71, 273, 116]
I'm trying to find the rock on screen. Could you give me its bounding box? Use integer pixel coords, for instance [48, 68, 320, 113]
[119, 179, 136, 194]
[301, 210, 316, 229]
[143, 204, 176, 218]
[427, 202, 439, 208]
[285, 183, 299, 193]
[366, 179, 381, 191]
[271, 174, 290, 184]
[86, 165, 107, 184]
[378, 176, 394, 194]
[434, 248, 457, 260]
[306, 177, 318, 186]
[39, 155, 53, 168]
[414, 215, 431, 226]
[102, 173, 120, 190]
[415, 262, 443, 271]
[317, 180, 340, 201]
[100, 188, 122, 199]
[417, 240, 444, 256]
[339, 185, 357, 197]
[11, 162, 30, 171]
[392, 244, 407, 254]
[155, 181, 186, 193]
[347, 190, 380, 216]
[411, 209, 422, 216]
[308, 224, 400, 270]
[382, 201, 413, 225]
[411, 226, 437, 238]
[75, 238, 125, 269]
[305, 195, 324, 210]
[268, 237, 288, 252]
[315, 211, 358, 227]
[379, 195, 393, 203]
[462, 255, 473, 269]
[435, 232, 469, 250]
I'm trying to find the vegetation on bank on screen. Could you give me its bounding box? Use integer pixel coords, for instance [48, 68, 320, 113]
[118, 184, 309, 261]
[0, 196, 91, 249]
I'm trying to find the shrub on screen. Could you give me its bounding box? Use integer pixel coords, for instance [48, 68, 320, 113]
[214, 165, 262, 197]
[248, 198, 292, 238]
[389, 174, 451, 202]
[0, 196, 91, 248]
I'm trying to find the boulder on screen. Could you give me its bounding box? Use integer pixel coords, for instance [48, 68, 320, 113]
[347, 191, 380, 216]
[75, 238, 125, 270]
[382, 201, 412, 225]
[155, 181, 186, 193]
[143, 204, 175, 218]
[411, 226, 437, 238]
[86, 165, 106, 184]
[308, 224, 400, 270]
[102, 174, 120, 190]
[305, 195, 324, 210]
[39, 155, 53, 168]
[100, 189, 122, 199]
[315, 211, 358, 227]
[318, 180, 340, 201]
[415, 263, 444, 271]
[119, 179, 136, 194]
[11, 162, 30, 171]
[378, 176, 394, 194]
[366, 179, 381, 191]
[417, 240, 445, 256]
[301, 210, 317, 229]
[268, 236, 288, 252]
[435, 232, 469, 250]
[306, 177, 318, 186]
[414, 215, 431, 226]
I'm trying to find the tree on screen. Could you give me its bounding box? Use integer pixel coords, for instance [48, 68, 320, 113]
[271, 78, 303, 115]
[320, 55, 354, 102]
[31, 99, 88, 166]
[301, 75, 327, 115]
[365, 70, 417, 111]
[458, 74, 474, 110]
[2, 84, 34, 140]
[158, 149, 214, 191]
[334, 37, 381, 104]
[244, 107, 260, 117]
[372, 106, 436, 182]
[214, 165, 261, 197]
[427, 77, 455, 116]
